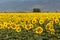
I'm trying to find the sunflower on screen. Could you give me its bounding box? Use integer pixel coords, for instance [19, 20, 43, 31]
[39, 19, 45, 24]
[0, 24, 4, 29]
[6, 23, 11, 29]
[49, 21, 54, 25]
[50, 29, 55, 32]
[25, 18, 31, 23]
[54, 19, 59, 24]
[10, 23, 17, 30]
[21, 23, 27, 28]
[34, 27, 43, 34]
[3, 22, 11, 29]
[50, 31, 55, 35]
[25, 24, 33, 30]
[15, 27, 21, 32]
[59, 22, 60, 26]
[45, 23, 54, 30]
[32, 18, 37, 24]
[50, 29, 55, 35]
[3, 22, 8, 28]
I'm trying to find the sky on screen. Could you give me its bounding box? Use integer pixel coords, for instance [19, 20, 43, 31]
[0, 0, 60, 12]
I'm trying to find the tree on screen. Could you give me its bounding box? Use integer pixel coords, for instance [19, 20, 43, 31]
[33, 8, 41, 12]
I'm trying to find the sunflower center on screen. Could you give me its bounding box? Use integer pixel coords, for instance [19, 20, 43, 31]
[37, 28, 41, 32]
[7, 24, 10, 27]
[11, 24, 15, 28]
[27, 26, 30, 28]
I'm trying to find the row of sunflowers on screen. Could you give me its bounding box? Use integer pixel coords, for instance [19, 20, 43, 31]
[0, 13, 60, 40]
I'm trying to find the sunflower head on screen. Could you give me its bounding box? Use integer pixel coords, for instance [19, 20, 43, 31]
[54, 19, 59, 24]
[45, 23, 54, 30]
[25, 24, 33, 30]
[10, 23, 17, 29]
[50, 29, 55, 32]
[50, 29, 55, 35]
[32, 18, 37, 24]
[21, 23, 27, 28]
[15, 27, 21, 33]
[0, 24, 4, 29]
[4, 22, 11, 29]
[50, 31, 55, 35]
[6, 23, 11, 29]
[39, 19, 45, 24]
[34, 27, 43, 34]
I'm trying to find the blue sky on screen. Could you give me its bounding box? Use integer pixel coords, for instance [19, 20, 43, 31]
[0, 0, 60, 12]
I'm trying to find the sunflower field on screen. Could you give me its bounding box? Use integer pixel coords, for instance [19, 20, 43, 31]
[0, 12, 60, 40]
